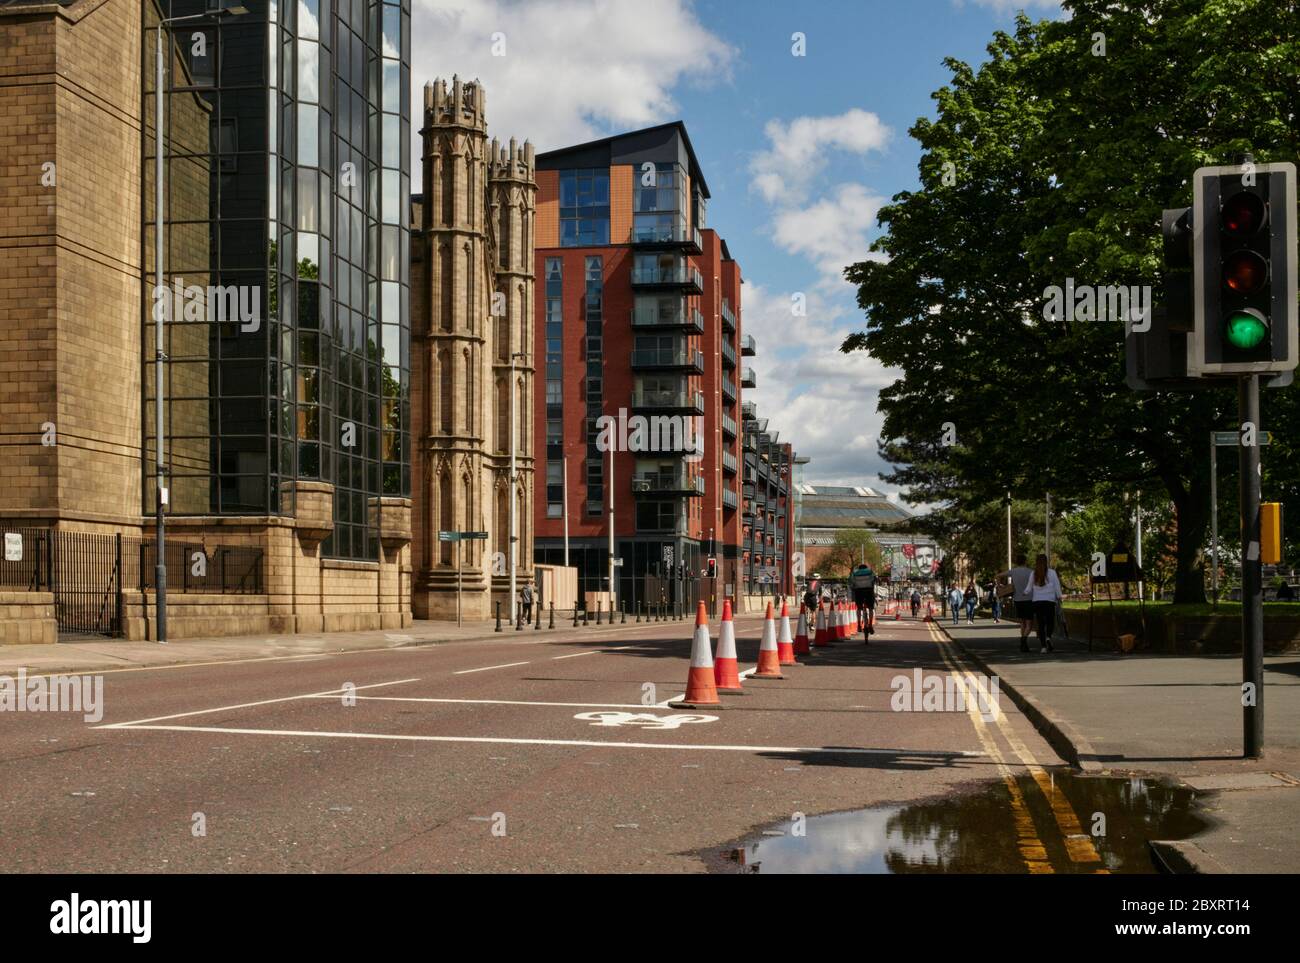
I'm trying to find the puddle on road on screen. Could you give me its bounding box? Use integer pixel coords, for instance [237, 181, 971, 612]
[709, 770, 1209, 874]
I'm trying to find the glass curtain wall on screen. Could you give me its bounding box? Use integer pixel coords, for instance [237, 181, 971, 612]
[145, 0, 410, 561]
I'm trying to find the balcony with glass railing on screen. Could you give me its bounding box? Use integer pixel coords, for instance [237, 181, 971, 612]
[721, 450, 738, 474]
[722, 486, 739, 510]
[631, 346, 705, 373]
[741, 367, 757, 388]
[631, 261, 704, 294]
[721, 412, 737, 437]
[631, 222, 703, 253]
[631, 387, 706, 413]
[721, 299, 736, 332]
[721, 376, 737, 401]
[741, 333, 756, 356]
[631, 469, 705, 497]
[630, 301, 706, 334]
[721, 340, 737, 368]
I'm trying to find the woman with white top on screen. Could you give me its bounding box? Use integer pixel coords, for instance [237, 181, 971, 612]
[1027, 553, 1062, 653]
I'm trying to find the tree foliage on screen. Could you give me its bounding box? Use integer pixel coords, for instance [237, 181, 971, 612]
[844, 0, 1300, 603]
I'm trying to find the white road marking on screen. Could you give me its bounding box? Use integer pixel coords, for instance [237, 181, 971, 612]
[302, 694, 658, 710]
[93, 678, 421, 729]
[551, 651, 597, 660]
[453, 661, 530, 675]
[102, 723, 987, 757]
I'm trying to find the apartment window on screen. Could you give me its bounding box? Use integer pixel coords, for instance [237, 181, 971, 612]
[559, 169, 610, 247]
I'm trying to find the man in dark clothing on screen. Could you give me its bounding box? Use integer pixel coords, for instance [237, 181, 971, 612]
[849, 562, 877, 641]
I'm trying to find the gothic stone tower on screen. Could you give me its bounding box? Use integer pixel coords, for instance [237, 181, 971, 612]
[411, 77, 536, 620]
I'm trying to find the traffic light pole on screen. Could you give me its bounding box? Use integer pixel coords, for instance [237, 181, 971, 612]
[1239, 374, 1264, 758]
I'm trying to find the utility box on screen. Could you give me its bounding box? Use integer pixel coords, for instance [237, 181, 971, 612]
[1262, 502, 1283, 565]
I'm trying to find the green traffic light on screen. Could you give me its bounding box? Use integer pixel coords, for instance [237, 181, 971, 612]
[1225, 310, 1269, 350]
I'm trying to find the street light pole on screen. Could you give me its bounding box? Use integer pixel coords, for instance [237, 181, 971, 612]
[152, 3, 247, 645]
[509, 350, 526, 625]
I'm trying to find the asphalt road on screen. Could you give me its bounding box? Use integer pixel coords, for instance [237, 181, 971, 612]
[0, 610, 1076, 873]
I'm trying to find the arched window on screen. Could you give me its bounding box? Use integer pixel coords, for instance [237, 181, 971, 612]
[439, 348, 453, 433]
[462, 473, 473, 558]
[439, 243, 453, 332]
[518, 202, 528, 271]
[496, 377, 509, 454]
[496, 286, 509, 362]
[516, 377, 527, 453]
[464, 347, 474, 436]
[498, 201, 511, 270]
[466, 153, 476, 229]
[495, 484, 508, 559]
[464, 243, 473, 326]
[440, 143, 455, 227]
[439, 470, 453, 564]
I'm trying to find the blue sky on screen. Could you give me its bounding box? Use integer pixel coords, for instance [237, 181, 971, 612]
[412, 0, 1063, 507]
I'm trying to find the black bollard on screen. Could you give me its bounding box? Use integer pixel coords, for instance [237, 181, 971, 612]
[534, 603, 542, 630]
[573, 606, 579, 628]
[548, 602, 555, 629]
[583, 606, 589, 626]
[636, 602, 641, 623]
[495, 601, 502, 632]
[621, 605, 627, 624]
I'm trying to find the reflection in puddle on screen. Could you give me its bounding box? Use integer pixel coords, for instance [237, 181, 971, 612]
[712, 770, 1208, 874]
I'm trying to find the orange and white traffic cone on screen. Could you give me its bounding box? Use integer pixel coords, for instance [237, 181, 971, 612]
[776, 600, 797, 666]
[794, 604, 811, 655]
[814, 601, 830, 647]
[669, 601, 722, 708]
[713, 599, 744, 694]
[752, 601, 785, 679]
[837, 601, 849, 640]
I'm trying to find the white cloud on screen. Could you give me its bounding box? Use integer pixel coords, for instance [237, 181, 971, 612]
[955, 0, 1066, 14]
[410, 0, 736, 163]
[749, 109, 890, 204]
[739, 283, 905, 501]
[771, 183, 887, 286]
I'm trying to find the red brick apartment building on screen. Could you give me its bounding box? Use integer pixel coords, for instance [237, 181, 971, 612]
[530, 122, 770, 613]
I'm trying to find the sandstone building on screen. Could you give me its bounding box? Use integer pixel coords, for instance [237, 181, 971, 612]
[0, 0, 415, 640]
[410, 77, 536, 621]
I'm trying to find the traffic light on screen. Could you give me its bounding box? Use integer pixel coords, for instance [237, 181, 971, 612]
[1189, 162, 1298, 377]
[1128, 207, 1197, 389]
[706, 557, 717, 579]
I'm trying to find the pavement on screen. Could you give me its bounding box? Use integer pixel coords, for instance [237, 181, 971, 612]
[0, 611, 1091, 874]
[0, 612, 653, 677]
[943, 614, 1300, 873]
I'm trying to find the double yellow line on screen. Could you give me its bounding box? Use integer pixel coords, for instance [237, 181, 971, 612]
[925, 622, 1107, 874]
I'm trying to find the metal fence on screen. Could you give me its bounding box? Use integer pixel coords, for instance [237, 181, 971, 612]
[0, 527, 265, 638]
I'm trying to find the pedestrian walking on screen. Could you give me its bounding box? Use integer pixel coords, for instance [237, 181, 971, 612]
[985, 580, 1001, 623]
[948, 585, 963, 626]
[520, 584, 534, 624]
[963, 582, 978, 623]
[998, 554, 1036, 653]
[1026, 553, 1063, 654]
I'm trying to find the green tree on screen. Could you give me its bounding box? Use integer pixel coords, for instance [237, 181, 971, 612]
[819, 529, 883, 578]
[844, 0, 1300, 603]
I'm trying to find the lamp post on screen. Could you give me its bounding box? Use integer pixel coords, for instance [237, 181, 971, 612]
[153, 2, 247, 644]
[509, 350, 526, 625]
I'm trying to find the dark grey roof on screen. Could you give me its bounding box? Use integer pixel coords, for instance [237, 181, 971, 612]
[536, 121, 710, 199]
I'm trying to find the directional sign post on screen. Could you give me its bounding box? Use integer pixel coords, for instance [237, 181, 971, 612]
[440, 532, 489, 627]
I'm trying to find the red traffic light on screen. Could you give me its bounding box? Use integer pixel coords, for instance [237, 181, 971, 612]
[1222, 191, 1267, 236]
[1223, 249, 1269, 295]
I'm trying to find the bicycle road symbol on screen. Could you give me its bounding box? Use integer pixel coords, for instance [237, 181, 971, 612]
[573, 711, 718, 730]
